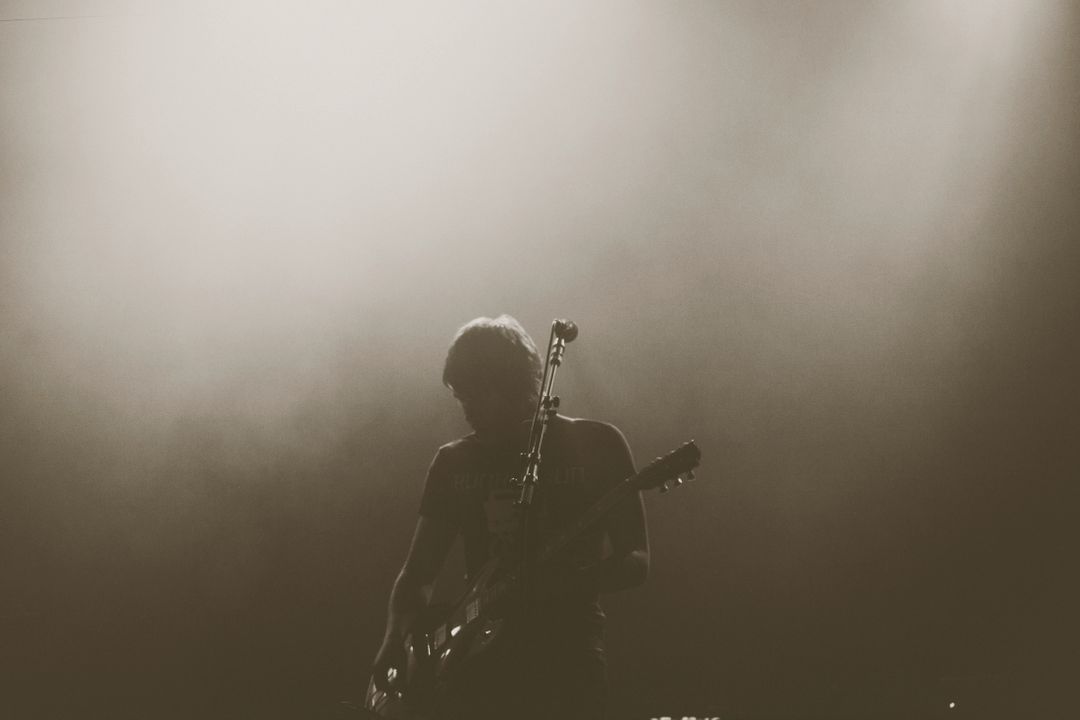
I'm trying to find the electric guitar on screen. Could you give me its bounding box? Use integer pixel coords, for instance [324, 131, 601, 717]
[364, 440, 702, 719]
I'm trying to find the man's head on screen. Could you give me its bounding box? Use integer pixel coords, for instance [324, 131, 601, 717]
[442, 315, 542, 436]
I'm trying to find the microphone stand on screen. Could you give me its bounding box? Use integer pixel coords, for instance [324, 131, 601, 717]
[513, 319, 575, 611]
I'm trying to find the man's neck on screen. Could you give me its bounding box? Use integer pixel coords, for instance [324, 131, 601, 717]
[475, 417, 533, 447]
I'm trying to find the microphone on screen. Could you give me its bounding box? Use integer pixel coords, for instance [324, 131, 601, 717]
[553, 319, 579, 342]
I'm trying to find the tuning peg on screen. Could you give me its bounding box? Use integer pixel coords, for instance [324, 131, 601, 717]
[685, 470, 696, 482]
[659, 481, 671, 493]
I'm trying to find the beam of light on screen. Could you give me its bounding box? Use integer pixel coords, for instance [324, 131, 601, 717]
[1, 0, 1074, 565]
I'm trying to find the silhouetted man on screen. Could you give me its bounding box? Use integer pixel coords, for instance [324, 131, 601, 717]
[371, 315, 649, 720]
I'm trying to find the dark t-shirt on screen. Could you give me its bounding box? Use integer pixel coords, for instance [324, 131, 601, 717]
[418, 414, 635, 636]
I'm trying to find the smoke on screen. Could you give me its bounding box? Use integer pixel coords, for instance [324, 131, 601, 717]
[2, 1, 1078, 716]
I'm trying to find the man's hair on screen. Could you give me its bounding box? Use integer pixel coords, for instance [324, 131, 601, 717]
[442, 315, 543, 407]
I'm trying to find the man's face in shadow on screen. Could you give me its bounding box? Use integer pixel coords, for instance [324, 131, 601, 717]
[452, 385, 523, 440]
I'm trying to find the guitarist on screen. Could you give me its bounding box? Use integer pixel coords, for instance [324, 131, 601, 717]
[370, 315, 650, 720]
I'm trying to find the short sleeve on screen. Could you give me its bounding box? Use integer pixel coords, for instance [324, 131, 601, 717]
[417, 448, 461, 525]
[605, 424, 636, 482]
[583, 421, 636, 496]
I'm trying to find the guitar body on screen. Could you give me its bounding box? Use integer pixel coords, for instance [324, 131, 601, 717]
[365, 563, 512, 720]
[364, 616, 508, 719]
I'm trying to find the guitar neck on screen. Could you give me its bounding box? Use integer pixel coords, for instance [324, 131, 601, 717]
[469, 474, 638, 615]
[534, 474, 638, 565]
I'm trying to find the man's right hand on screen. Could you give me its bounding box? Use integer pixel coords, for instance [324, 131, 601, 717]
[371, 635, 407, 693]
[370, 515, 458, 695]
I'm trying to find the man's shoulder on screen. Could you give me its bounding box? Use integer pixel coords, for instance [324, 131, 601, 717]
[432, 433, 481, 462]
[556, 415, 628, 446]
[554, 416, 635, 479]
[439, 434, 477, 451]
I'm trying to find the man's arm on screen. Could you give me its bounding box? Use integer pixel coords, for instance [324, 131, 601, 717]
[571, 424, 650, 594]
[595, 484, 649, 592]
[372, 514, 457, 688]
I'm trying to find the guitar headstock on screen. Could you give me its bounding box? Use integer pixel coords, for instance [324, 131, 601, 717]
[634, 440, 701, 494]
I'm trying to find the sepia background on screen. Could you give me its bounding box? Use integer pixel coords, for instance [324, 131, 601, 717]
[2, 1, 1078, 717]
